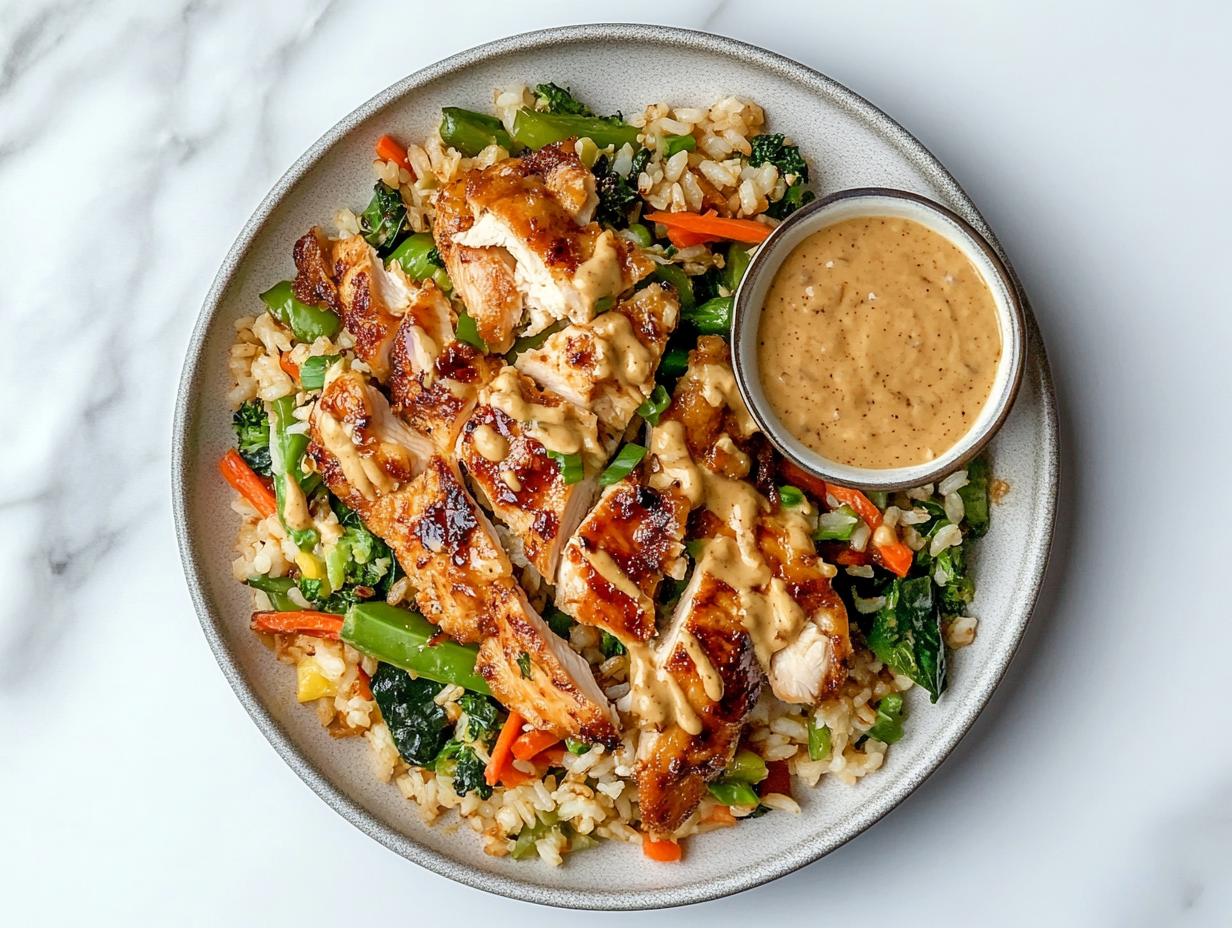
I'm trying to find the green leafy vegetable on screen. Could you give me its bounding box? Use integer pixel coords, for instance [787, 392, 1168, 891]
[600, 631, 625, 658]
[630, 147, 652, 178]
[591, 153, 639, 227]
[369, 665, 451, 767]
[867, 577, 947, 701]
[636, 385, 671, 426]
[661, 133, 696, 158]
[657, 344, 691, 383]
[298, 355, 341, 391]
[534, 83, 594, 116]
[958, 456, 991, 537]
[360, 182, 409, 254]
[454, 307, 488, 351]
[749, 133, 809, 183]
[765, 181, 816, 220]
[233, 400, 272, 476]
[546, 450, 584, 485]
[815, 504, 861, 542]
[259, 280, 341, 343]
[450, 744, 492, 799]
[517, 651, 533, 679]
[439, 107, 513, 157]
[458, 693, 501, 742]
[544, 605, 575, 639]
[598, 444, 647, 486]
[682, 296, 733, 336]
[865, 693, 906, 744]
[807, 718, 832, 761]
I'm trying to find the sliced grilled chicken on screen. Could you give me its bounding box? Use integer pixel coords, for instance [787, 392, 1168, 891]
[519, 140, 599, 225]
[292, 229, 414, 382]
[388, 279, 499, 457]
[433, 177, 523, 354]
[453, 157, 653, 335]
[456, 401, 597, 580]
[757, 513, 852, 705]
[633, 550, 763, 839]
[555, 476, 689, 645]
[514, 283, 680, 434]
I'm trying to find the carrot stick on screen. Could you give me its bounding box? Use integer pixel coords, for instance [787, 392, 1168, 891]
[665, 225, 716, 248]
[874, 539, 915, 578]
[646, 210, 773, 244]
[498, 765, 534, 788]
[219, 449, 277, 518]
[250, 610, 343, 639]
[642, 837, 683, 862]
[778, 458, 829, 502]
[511, 729, 561, 761]
[354, 666, 374, 701]
[485, 710, 524, 787]
[279, 352, 300, 383]
[533, 745, 567, 768]
[832, 548, 873, 567]
[375, 134, 411, 172]
[701, 804, 737, 826]
[824, 484, 883, 529]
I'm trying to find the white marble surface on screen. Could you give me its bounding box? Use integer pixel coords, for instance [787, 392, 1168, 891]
[2, 1, 1229, 924]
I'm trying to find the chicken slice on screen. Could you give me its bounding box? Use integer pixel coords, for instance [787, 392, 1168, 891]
[632, 552, 763, 839]
[514, 283, 680, 434]
[433, 177, 523, 354]
[555, 476, 689, 645]
[453, 157, 652, 335]
[519, 140, 600, 225]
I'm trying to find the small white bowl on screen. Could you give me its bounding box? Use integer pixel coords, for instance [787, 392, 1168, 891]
[732, 188, 1027, 492]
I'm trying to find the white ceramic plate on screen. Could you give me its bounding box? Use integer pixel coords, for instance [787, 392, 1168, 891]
[173, 24, 1058, 910]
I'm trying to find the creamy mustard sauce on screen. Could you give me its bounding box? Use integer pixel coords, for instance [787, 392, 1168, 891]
[590, 311, 653, 391]
[486, 367, 602, 461]
[471, 423, 509, 462]
[583, 547, 656, 620]
[757, 216, 1002, 468]
[627, 641, 702, 736]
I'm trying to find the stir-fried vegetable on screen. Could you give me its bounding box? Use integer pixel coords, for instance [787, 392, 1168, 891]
[439, 107, 513, 157]
[749, 133, 809, 183]
[370, 664, 452, 766]
[258, 280, 341, 342]
[375, 134, 410, 170]
[591, 152, 639, 227]
[387, 232, 452, 291]
[485, 710, 525, 787]
[341, 603, 490, 693]
[636, 385, 671, 425]
[598, 444, 647, 486]
[723, 243, 753, 292]
[651, 263, 695, 309]
[359, 181, 409, 255]
[218, 449, 277, 519]
[866, 577, 946, 701]
[454, 307, 487, 351]
[959, 456, 991, 537]
[661, 133, 696, 158]
[646, 210, 772, 245]
[511, 108, 640, 151]
[246, 575, 299, 612]
[268, 395, 318, 551]
[533, 83, 594, 116]
[250, 610, 343, 639]
[297, 355, 341, 392]
[815, 504, 860, 541]
[546, 450, 584, 485]
[232, 400, 272, 476]
[765, 181, 815, 220]
[865, 693, 906, 744]
[682, 296, 734, 336]
[725, 750, 768, 784]
[600, 631, 626, 658]
[807, 718, 832, 761]
[707, 779, 760, 807]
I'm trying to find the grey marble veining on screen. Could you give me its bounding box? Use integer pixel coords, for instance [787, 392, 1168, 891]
[2, 2, 1231, 926]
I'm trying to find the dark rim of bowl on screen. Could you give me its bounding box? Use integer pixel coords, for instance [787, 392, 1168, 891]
[171, 23, 1059, 912]
[730, 187, 1028, 492]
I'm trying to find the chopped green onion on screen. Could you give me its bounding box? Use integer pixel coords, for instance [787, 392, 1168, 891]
[546, 450, 584, 485]
[598, 444, 647, 486]
[807, 718, 831, 761]
[814, 504, 861, 542]
[626, 223, 653, 248]
[661, 134, 696, 158]
[636, 385, 671, 426]
[778, 485, 806, 509]
[298, 354, 342, 391]
[454, 308, 487, 351]
[865, 693, 906, 744]
[565, 738, 589, 756]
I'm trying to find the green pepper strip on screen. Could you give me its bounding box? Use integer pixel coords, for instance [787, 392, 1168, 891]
[341, 603, 490, 694]
[298, 355, 341, 391]
[269, 395, 318, 551]
[598, 444, 647, 487]
[651, 263, 695, 309]
[259, 280, 341, 342]
[682, 296, 734, 337]
[439, 107, 513, 157]
[454, 307, 487, 352]
[511, 108, 640, 151]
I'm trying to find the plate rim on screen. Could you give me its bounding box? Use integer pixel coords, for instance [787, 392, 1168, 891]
[172, 22, 1059, 911]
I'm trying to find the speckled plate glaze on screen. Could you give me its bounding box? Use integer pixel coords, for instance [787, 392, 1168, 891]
[173, 24, 1058, 911]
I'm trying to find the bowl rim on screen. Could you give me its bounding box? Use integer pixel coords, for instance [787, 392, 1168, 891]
[730, 186, 1028, 492]
[171, 22, 1059, 911]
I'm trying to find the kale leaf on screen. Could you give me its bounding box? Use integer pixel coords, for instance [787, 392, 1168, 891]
[535, 82, 595, 116]
[866, 576, 947, 701]
[591, 153, 639, 228]
[765, 182, 816, 220]
[544, 605, 575, 639]
[748, 133, 809, 182]
[601, 631, 626, 658]
[458, 693, 501, 743]
[451, 745, 492, 799]
[233, 400, 272, 476]
[360, 182, 409, 255]
[369, 665, 450, 766]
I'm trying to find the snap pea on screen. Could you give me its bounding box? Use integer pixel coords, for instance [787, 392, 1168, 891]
[726, 749, 768, 784]
[723, 244, 752, 292]
[511, 108, 640, 151]
[598, 444, 647, 487]
[439, 107, 513, 157]
[682, 296, 734, 336]
[341, 603, 490, 694]
[651, 263, 695, 309]
[661, 134, 696, 158]
[708, 779, 760, 807]
[269, 395, 318, 551]
[259, 280, 341, 343]
[388, 232, 451, 292]
[298, 355, 341, 391]
[626, 223, 653, 249]
[246, 575, 299, 612]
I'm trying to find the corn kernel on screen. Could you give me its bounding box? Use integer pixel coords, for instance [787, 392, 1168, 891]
[295, 551, 326, 580]
[297, 660, 338, 702]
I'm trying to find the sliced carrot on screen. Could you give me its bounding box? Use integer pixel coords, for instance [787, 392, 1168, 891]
[759, 759, 792, 799]
[701, 804, 737, 826]
[498, 764, 534, 788]
[375, 133, 411, 172]
[218, 449, 277, 519]
[279, 352, 300, 382]
[874, 539, 915, 578]
[824, 483, 883, 529]
[665, 225, 716, 248]
[511, 729, 561, 762]
[485, 710, 524, 787]
[642, 837, 683, 862]
[646, 210, 772, 244]
[533, 745, 567, 768]
[250, 610, 343, 639]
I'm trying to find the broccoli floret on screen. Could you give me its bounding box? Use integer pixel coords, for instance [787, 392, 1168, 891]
[590, 153, 639, 227]
[748, 133, 809, 183]
[360, 182, 408, 255]
[232, 400, 271, 476]
[534, 82, 595, 116]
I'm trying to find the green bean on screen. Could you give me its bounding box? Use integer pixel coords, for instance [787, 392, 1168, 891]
[807, 718, 832, 761]
[269, 395, 318, 551]
[723, 244, 752, 291]
[246, 575, 298, 612]
[341, 603, 490, 693]
[725, 750, 768, 784]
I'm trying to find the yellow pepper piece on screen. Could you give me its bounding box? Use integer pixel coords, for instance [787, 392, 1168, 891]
[296, 660, 338, 702]
[295, 551, 327, 581]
